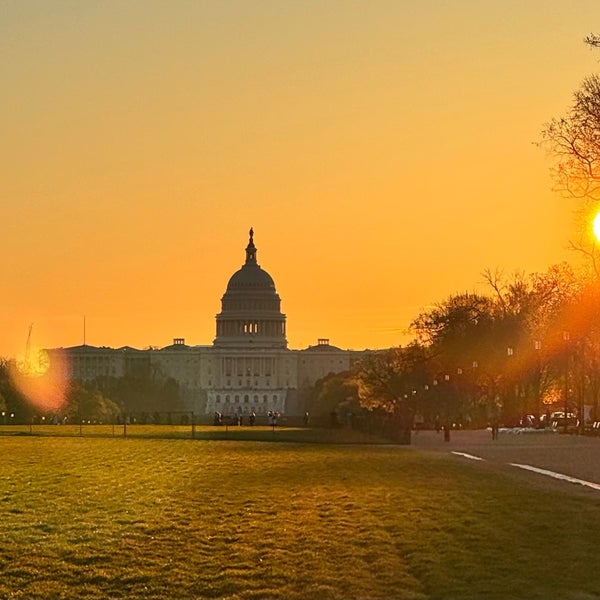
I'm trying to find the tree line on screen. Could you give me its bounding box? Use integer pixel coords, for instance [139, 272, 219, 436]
[308, 263, 600, 438]
[0, 361, 182, 425]
[306, 34, 600, 440]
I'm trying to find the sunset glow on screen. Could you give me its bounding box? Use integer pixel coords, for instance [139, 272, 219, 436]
[15, 348, 50, 377]
[9, 351, 68, 413]
[1, 2, 598, 357]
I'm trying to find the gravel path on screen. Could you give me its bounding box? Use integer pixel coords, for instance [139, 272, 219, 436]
[411, 428, 600, 492]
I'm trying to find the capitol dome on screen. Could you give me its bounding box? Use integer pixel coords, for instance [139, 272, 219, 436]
[214, 229, 287, 348]
[226, 263, 275, 291]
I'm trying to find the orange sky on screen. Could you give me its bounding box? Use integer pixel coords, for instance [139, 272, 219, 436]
[1, 1, 599, 359]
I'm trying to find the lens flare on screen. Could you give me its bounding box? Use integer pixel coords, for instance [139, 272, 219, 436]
[593, 211, 600, 243]
[10, 350, 68, 413]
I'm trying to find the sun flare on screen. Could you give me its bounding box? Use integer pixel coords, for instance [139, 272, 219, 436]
[593, 211, 600, 243]
[15, 348, 50, 377]
[9, 350, 68, 413]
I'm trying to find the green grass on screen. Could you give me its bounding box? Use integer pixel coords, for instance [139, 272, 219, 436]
[1, 437, 599, 599]
[0, 423, 388, 444]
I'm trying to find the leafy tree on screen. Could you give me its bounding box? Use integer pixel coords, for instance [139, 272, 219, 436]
[96, 372, 183, 415]
[412, 292, 504, 425]
[0, 358, 31, 422]
[354, 348, 407, 413]
[410, 267, 587, 426]
[65, 383, 121, 423]
[412, 291, 495, 366]
[353, 344, 430, 442]
[306, 371, 360, 424]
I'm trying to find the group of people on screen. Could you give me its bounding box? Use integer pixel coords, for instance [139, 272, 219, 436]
[213, 411, 257, 426]
[211, 410, 288, 427]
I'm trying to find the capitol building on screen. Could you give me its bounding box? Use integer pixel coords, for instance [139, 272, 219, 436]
[47, 230, 365, 419]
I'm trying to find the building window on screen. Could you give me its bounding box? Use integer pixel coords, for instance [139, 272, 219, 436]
[263, 395, 268, 403]
[253, 395, 259, 402]
[273, 395, 278, 402]
[234, 395, 240, 403]
[216, 395, 221, 403]
[244, 395, 249, 403]
[225, 395, 230, 403]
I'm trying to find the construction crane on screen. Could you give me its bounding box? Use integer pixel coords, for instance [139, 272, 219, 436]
[24, 323, 33, 373]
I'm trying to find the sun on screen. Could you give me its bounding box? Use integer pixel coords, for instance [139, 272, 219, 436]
[593, 211, 600, 243]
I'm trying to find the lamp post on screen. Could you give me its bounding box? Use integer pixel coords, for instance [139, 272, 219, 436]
[534, 340, 542, 426]
[563, 331, 570, 434]
[506, 346, 515, 425]
[432, 378, 441, 435]
[443, 374, 451, 442]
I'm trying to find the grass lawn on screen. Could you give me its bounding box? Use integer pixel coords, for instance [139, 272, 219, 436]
[0, 423, 389, 444]
[1, 436, 599, 599]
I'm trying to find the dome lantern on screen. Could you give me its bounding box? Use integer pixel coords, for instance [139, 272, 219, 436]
[245, 227, 257, 264]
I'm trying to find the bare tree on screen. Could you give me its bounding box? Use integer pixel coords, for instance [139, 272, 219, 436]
[540, 40, 600, 275]
[541, 75, 600, 203]
[584, 33, 600, 49]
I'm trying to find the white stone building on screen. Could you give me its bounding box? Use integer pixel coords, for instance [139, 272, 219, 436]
[46, 230, 366, 418]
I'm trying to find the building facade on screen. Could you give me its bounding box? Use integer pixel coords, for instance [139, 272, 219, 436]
[47, 230, 365, 419]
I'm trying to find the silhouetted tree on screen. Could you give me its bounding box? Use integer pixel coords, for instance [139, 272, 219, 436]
[584, 33, 600, 49]
[0, 358, 31, 422]
[306, 371, 359, 420]
[65, 382, 121, 423]
[540, 37, 600, 273]
[353, 344, 430, 442]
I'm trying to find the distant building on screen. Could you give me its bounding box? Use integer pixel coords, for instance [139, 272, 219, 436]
[46, 229, 367, 418]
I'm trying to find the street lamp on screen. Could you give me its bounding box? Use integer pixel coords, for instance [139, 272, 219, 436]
[432, 379, 440, 433]
[506, 346, 515, 425]
[563, 331, 570, 434]
[534, 340, 542, 426]
[443, 374, 451, 441]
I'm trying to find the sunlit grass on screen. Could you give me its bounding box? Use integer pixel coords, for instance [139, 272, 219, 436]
[1, 438, 599, 599]
[0, 423, 388, 444]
